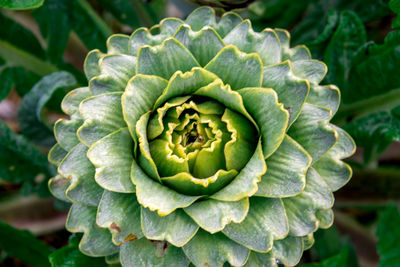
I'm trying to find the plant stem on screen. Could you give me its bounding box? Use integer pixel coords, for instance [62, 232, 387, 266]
[334, 88, 400, 124]
[0, 40, 57, 76]
[75, 0, 113, 38]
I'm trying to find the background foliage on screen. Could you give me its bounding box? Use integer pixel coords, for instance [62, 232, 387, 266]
[0, 0, 399, 266]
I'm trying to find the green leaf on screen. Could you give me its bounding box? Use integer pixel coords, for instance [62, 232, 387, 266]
[54, 119, 81, 151]
[84, 49, 103, 80]
[205, 45, 263, 90]
[0, 0, 43, 9]
[272, 236, 303, 266]
[316, 209, 334, 229]
[0, 220, 52, 267]
[183, 229, 249, 267]
[97, 191, 143, 245]
[48, 175, 71, 203]
[128, 18, 183, 56]
[244, 252, 277, 267]
[214, 12, 243, 38]
[184, 198, 249, 234]
[87, 128, 135, 193]
[262, 61, 310, 125]
[89, 54, 136, 95]
[288, 103, 337, 163]
[210, 141, 266, 201]
[307, 84, 340, 116]
[66, 203, 118, 256]
[78, 92, 126, 146]
[121, 239, 189, 267]
[224, 20, 281, 66]
[291, 60, 327, 84]
[141, 208, 199, 247]
[390, 0, 400, 28]
[18, 71, 77, 147]
[131, 160, 200, 216]
[174, 24, 224, 67]
[283, 168, 333, 236]
[255, 135, 311, 197]
[58, 143, 103, 206]
[185, 6, 216, 31]
[343, 106, 400, 164]
[106, 34, 130, 54]
[313, 126, 355, 191]
[49, 234, 107, 267]
[223, 198, 288, 253]
[323, 11, 366, 90]
[137, 38, 199, 80]
[238, 87, 289, 158]
[377, 204, 400, 267]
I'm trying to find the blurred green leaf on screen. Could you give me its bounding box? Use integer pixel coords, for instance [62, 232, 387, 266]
[33, 0, 71, 64]
[0, 220, 53, 267]
[18, 71, 77, 147]
[97, 0, 141, 29]
[390, 0, 400, 28]
[312, 227, 343, 260]
[0, 120, 53, 184]
[377, 204, 400, 266]
[0, 12, 45, 59]
[344, 106, 400, 164]
[302, 247, 355, 267]
[324, 11, 366, 90]
[0, 0, 44, 10]
[346, 30, 400, 103]
[49, 233, 108, 267]
[69, 0, 112, 51]
[0, 67, 41, 100]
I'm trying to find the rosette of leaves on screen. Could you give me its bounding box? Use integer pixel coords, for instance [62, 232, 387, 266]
[48, 7, 355, 267]
[184, 0, 255, 10]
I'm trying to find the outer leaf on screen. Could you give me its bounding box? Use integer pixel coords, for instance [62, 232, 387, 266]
[97, 191, 143, 245]
[256, 135, 311, 197]
[205, 45, 263, 90]
[0, 220, 52, 267]
[272, 236, 303, 266]
[223, 198, 288, 252]
[18, 71, 77, 147]
[130, 160, 200, 216]
[313, 126, 355, 191]
[183, 229, 249, 267]
[238, 87, 289, 158]
[87, 128, 134, 192]
[141, 208, 199, 247]
[184, 198, 249, 233]
[84, 49, 103, 80]
[288, 103, 337, 163]
[224, 20, 281, 66]
[137, 38, 199, 80]
[185, 6, 216, 31]
[283, 168, 333, 236]
[121, 239, 189, 267]
[377, 204, 400, 267]
[48, 175, 70, 203]
[291, 60, 327, 84]
[58, 143, 103, 206]
[243, 252, 277, 267]
[78, 92, 126, 146]
[66, 203, 118, 256]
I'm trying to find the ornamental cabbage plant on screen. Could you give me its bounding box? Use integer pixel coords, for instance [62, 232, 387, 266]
[48, 7, 355, 267]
